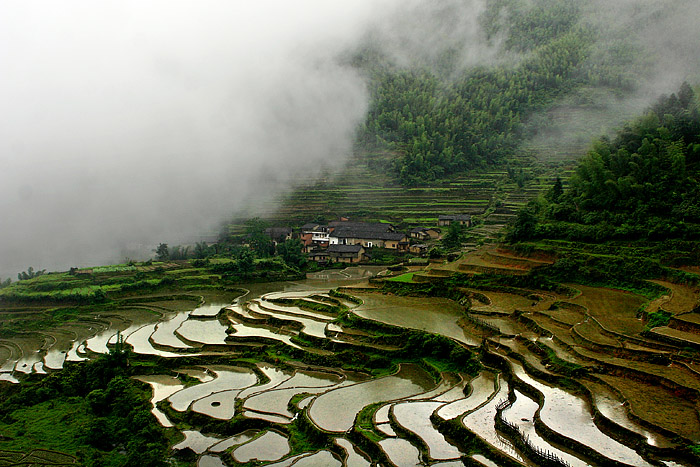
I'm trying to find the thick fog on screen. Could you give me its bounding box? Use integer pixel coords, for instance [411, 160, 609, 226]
[1, 0, 699, 278]
[0, 1, 398, 276]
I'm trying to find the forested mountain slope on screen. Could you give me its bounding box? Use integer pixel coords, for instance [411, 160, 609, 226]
[354, 0, 642, 185]
[510, 83, 700, 243]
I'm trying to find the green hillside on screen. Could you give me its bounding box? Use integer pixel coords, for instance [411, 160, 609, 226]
[226, 0, 653, 234]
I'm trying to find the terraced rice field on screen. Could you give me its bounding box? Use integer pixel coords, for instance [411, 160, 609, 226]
[225, 152, 553, 238]
[1, 260, 699, 466]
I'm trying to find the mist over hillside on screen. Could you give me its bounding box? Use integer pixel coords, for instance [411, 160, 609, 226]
[1, 0, 699, 278]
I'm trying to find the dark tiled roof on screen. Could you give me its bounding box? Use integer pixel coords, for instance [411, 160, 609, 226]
[410, 227, 428, 233]
[329, 221, 392, 232]
[384, 232, 408, 241]
[332, 227, 406, 241]
[327, 244, 363, 254]
[264, 227, 292, 241]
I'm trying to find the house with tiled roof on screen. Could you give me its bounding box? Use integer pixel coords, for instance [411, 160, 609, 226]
[438, 214, 472, 227]
[409, 227, 441, 241]
[327, 244, 366, 263]
[329, 222, 408, 250]
[299, 223, 330, 252]
[264, 227, 292, 245]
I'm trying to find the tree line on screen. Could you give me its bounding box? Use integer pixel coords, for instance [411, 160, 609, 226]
[355, 0, 638, 185]
[508, 82, 700, 243]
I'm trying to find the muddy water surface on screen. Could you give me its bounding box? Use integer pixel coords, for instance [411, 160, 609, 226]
[309, 363, 436, 432]
[509, 359, 655, 467]
[134, 374, 185, 427]
[169, 367, 257, 412]
[437, 371, 496, 420]
[379, 438, 421, 466]
[501, 390, 589, 467]
[392, 401, 462, 460]
[232, 430, 290, 463]
[353, 293, 480, 346]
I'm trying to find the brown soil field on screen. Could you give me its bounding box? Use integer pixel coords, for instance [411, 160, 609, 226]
[542, 305, 585, 326]
[651, 327, 700, 346]
[465, 289, 536, 314]
[649, 280, 700, 315]
[597, 374, 700, 441]
[576, 347, 700, 392]
[0, 345, 11, 367]
[568, 285, 646, 336]
[574, 320, 622, 347]
[675, 313, 700, 325]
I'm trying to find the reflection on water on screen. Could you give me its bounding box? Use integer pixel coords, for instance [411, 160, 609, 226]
[501, 390, 588, 467]
[191, 389, 240, 420]
[209, 430, 258, 453]
[585, 379, 672, 448]
[437, 371, 496, 420]
[353, 293, 480, 346]
[309, 364, 436, 432]
[291, 450, 342, 466]
[169, 367, 257, 412]
[190, 303, 227, 318]
[151, 313, 192, 349]
[134, 375, 185, 427]
[2, 269, 680, 466]
[334, 438, 371, 467]
[43, 348, 67, 370]
[173, 430, 221, 454]
[197, 455, 225, 467]
[177, 319, 228, 345]
[462, 376, 525, 464]
[232, 430, 290, 463]
[379, 438, 421, 466]
[471, 454, 499, 467]
[509, 359, 654, 467]
[392, 401, 461, 460]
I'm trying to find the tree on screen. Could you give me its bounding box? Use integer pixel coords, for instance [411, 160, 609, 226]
[506, 203, 538, 242]
[17, 266, 46, 281]
[154, 243, 169, 261]
[546, 176, 564, 203]
[277, 238, 307, 269]
[442, 222, 464, 249]
[244, 218, 274, 257]
[169, 245, 191, 260]
[237, 248, 255, 276]
[194, 242, 211, 259]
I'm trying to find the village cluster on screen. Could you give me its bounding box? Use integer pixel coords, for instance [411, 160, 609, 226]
[263, 215, 472, 264]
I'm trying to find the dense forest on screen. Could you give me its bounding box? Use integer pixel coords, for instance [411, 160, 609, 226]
[0, 343, 169, 467]
[355, 0, 638, 185]
[509, 83, 700, 243]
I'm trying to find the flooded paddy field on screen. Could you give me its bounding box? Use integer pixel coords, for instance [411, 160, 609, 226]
[2, 265, 700, 467]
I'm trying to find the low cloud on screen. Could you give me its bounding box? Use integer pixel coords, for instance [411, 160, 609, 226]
[0, 1, 395, 276]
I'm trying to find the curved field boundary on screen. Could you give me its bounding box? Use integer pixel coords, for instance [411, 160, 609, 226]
[482, 250, 553, 269]
[668, 314, 700, 333]
[518, 310, 700, 406]
[0, 448, 77, 466]
[494, 398, 573, 467]
[484, 350, 667, 467]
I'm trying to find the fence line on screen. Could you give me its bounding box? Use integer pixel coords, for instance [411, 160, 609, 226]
[495, 399, 572, 467]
